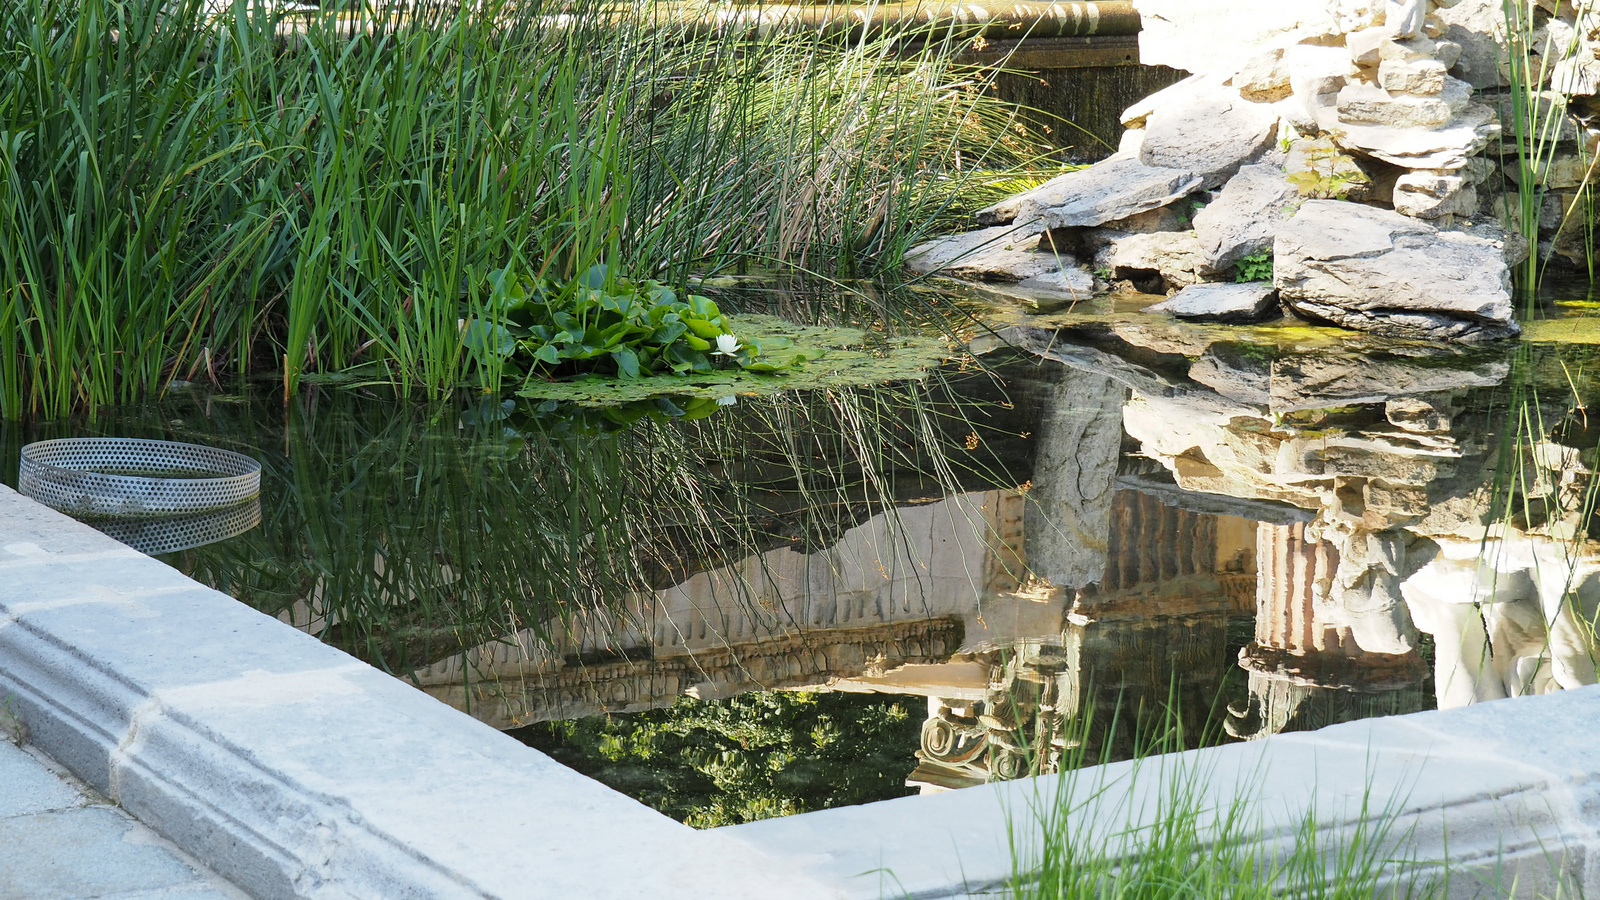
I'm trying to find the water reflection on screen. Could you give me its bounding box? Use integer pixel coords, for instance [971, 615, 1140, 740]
[90, 498, 262, 555]
[6, 320, 1598, 815]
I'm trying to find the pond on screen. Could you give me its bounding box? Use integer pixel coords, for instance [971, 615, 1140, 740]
[6, 283, 1600, 829]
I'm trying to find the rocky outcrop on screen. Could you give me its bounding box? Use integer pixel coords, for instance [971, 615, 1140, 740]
[1194, 164, 1298, 269]
[1089, 229, 1215, 289]
[1273, 200, 1515, 340]
[1138, 83, 1281, 187]
[977, 155, 1204, 229]
[904, 224, 1096, 308]
[1147, 282, 1280, 323]
[901, 0, 1595, 341]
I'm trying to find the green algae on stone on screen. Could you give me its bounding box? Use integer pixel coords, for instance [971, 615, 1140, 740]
[516, 314, 950, 407]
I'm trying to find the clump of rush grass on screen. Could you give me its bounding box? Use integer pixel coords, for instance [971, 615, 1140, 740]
[0, 0, 1044, 420]
[994, 698, 1438, 900]
[1497, 0, 1600, 295]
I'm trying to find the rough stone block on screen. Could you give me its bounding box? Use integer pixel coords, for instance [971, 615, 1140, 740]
[978, 155, 1203, 229]
[1336, 77, 1470, 128]
[1378, 57, 1448, 93]
[1393, 169, 1476, 218]
[1273, 199, 1515, 340]
[1140, 84, 1281, 187]
[1233, 48, 1293, 101]
[1145, 282, 1280, 323]
[1194, 163, 1300, 268]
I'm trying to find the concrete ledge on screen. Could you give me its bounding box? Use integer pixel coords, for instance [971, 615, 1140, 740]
[719, 688, 1600, 898]
[0, 485, 849, 900]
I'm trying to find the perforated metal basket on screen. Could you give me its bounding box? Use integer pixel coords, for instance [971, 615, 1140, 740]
[19, 438, 261, 519]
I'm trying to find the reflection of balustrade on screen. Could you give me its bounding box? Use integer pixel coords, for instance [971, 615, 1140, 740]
[417, 490, 1024, 727]
[1101, 491, 1217, 592]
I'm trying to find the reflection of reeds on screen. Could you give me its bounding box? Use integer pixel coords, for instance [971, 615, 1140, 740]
[4, 357, 1036, 679]
[0, 0, 1042, 419]
[1478, 343, 1600, 696]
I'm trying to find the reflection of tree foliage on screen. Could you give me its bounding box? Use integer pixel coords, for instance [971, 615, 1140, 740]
[516, 691, 920, 827]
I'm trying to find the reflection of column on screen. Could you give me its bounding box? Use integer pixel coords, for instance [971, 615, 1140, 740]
[1228, 523, 1428, 740]
[1024, 369, 1127, 590]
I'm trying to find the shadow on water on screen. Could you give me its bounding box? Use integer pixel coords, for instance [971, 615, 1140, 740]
[9, 295, 1600, 826]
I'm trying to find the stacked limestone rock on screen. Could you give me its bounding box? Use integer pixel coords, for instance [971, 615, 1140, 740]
[907, 0, 1542, 342]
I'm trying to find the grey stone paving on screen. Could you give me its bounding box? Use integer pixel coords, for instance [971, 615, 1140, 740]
[0, 740, 251, 900]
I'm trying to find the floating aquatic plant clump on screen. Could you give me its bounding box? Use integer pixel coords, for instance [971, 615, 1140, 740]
[514, 313, 950, 411]
[464, 266, 811, 385]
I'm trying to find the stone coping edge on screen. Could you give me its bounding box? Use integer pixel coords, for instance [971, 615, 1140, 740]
[0, 485, 849, 900]
[718, 683, 1600, 899]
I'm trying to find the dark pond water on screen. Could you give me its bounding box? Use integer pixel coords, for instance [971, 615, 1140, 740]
[7, 295, 1600, 828]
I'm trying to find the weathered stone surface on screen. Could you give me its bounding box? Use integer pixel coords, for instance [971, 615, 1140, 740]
[1146, 282, 1280, 323]
[1381, 35, 1462, 68]
[1506, 152, 1593, 190]
[1433, 0, 1506, 87]
[1347, 28, 1391, 66]
[904, 223, 1048, 279]
[1273, 199, 1516, 341]
[1384, 0, 1427, 40]
[978, 267, 1100, 311]
[1450, 219, 1531, 269]
[1234, 48, 1294, 101]
[1336, 77, 1471, 129]
[1140, 85, 1281, 187]
[1120, 73, 1219, 128]
[904, 223, 1095, 308]
[1489, 92, 1579, 147]
[978, 155, 1203, 228]
[1193, 164, 1298, 269]
[1378, 57, 1448, 93]
[1393, 169, 1476, 218]
[1091, 229, 1216, 288]
[1321, 102, 1498, 169]
[1283, 43, 1355, 129]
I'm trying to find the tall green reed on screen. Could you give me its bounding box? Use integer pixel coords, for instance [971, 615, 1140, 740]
[0, 0, 1041, 419]
[1497, 0, 1599, 293]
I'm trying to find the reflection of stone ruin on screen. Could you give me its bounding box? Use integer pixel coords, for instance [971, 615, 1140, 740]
[1228, 521, 1430, 740]
[412, 488, 1038, 729]
[1013, 321, 1600, 723]
[416, 329, 1600, 790]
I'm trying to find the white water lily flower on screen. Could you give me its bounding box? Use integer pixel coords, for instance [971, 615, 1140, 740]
[716, 394, 739, 406]
[714, 333, 741, 356]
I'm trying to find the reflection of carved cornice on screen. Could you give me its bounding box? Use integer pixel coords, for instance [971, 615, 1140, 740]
[424, 617, 965, 729]
[1237, 641, 1424, 691]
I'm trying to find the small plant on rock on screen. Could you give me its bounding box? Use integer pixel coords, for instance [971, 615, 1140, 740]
[1234, 250, 1274, 283]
